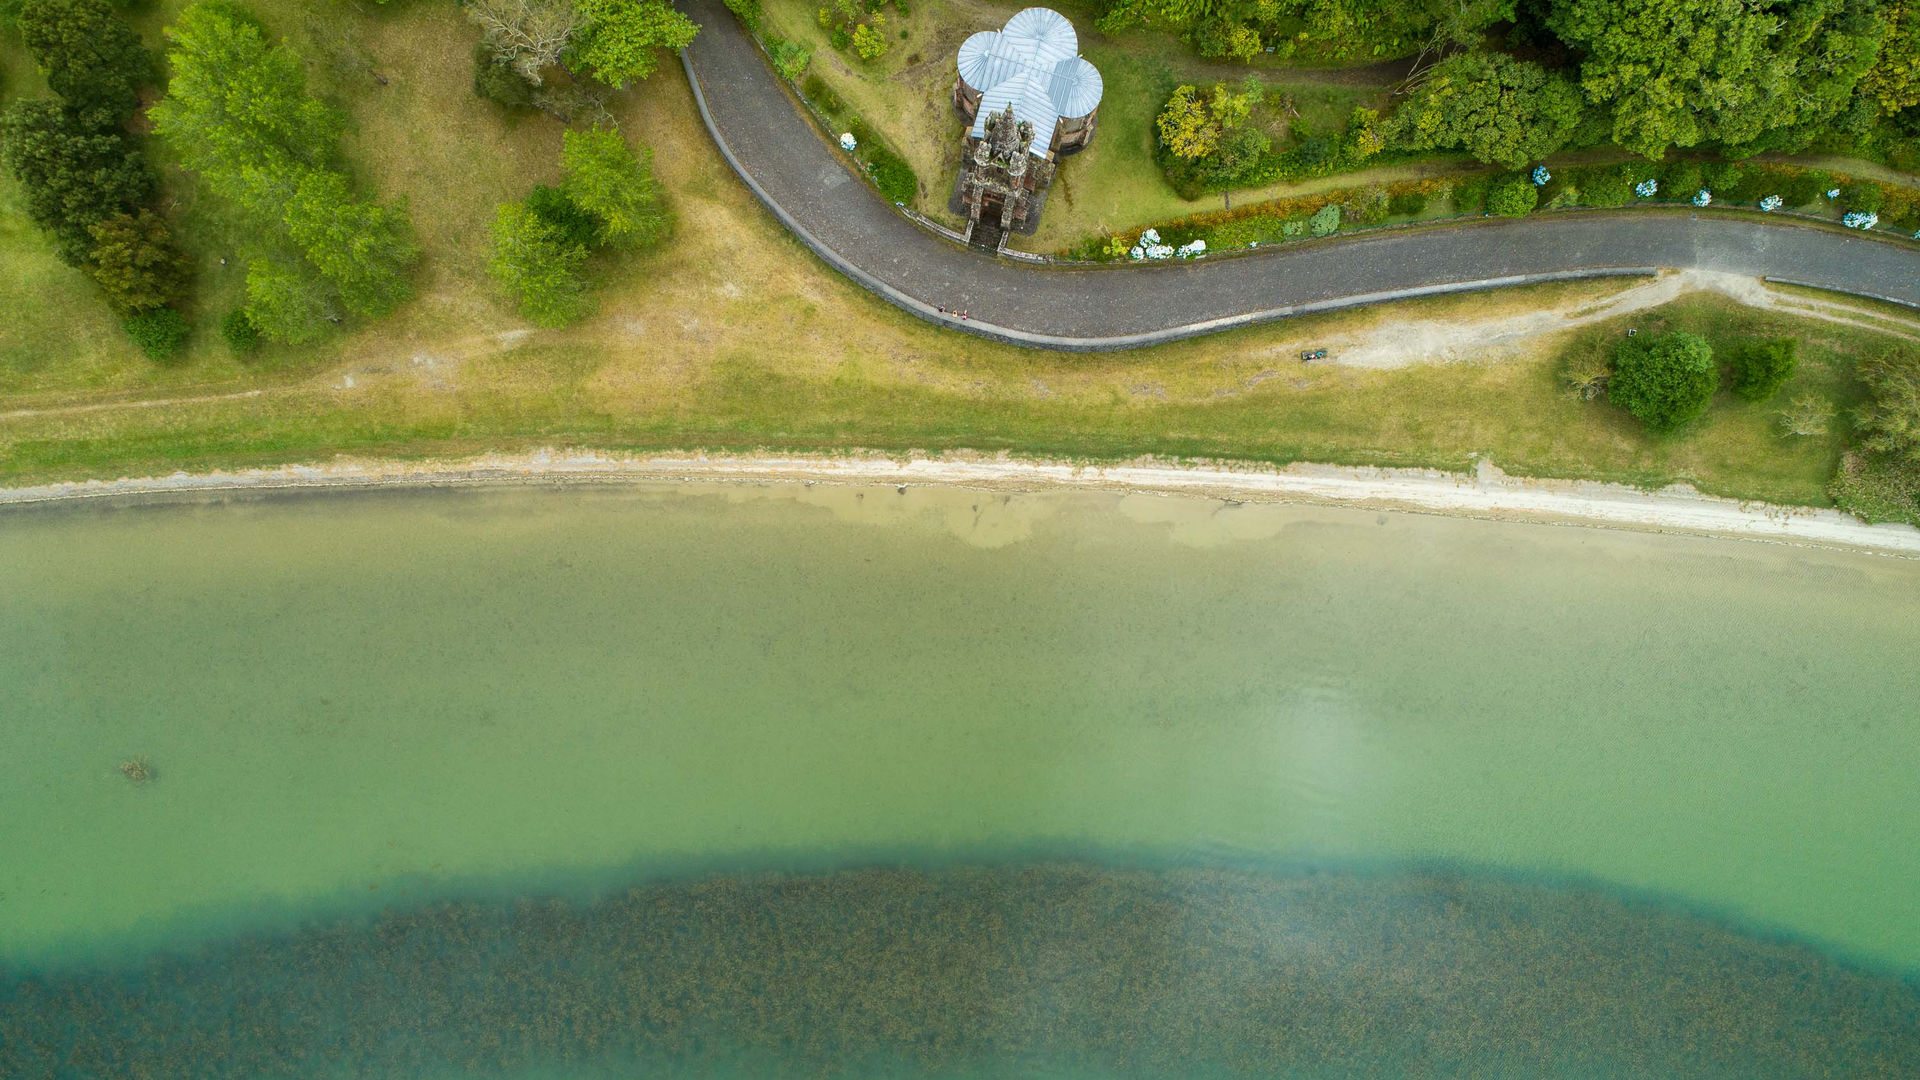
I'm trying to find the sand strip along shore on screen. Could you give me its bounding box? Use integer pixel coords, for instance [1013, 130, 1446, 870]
[2, 451, 1916, 556]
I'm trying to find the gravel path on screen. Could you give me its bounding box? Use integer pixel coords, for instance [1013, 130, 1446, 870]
[678, 0, 1920, 351]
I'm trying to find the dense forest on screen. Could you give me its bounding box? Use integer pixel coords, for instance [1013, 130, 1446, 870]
[1123, 0, 1920, 187]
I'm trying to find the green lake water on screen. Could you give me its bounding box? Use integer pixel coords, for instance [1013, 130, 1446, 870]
[3, 482, 1918, 1078]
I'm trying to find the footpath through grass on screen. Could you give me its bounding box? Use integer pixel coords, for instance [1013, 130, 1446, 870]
[0, 1, 1904, 510]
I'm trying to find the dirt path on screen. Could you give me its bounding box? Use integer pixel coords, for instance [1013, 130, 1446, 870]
[1318, 270, 1920, 369]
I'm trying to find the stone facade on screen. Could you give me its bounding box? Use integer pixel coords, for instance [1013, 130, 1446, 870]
[949, 8, 1101, 250]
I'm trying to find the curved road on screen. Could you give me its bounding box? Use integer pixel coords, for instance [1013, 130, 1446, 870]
[679, 0, 1920, 351]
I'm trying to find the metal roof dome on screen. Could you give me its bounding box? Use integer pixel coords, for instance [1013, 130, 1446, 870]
[956, 8, 1103, 156]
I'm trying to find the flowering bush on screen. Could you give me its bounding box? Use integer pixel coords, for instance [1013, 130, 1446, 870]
[839, 132, 857, 152]
[1634, 179, 1658, 198]
[1693, 189, 1711, 207]
[1760, 195, 1783, 211]
[1826, 188, 1841, 199]
[1129, 228, 1175, 260]
[1177, 239, 1207, 257]
[1843, 210, 1879, 229]
[1531, 166, 1550, 186]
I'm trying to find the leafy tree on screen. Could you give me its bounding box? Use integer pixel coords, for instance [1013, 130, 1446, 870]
[122, 306, 189, 362]
[84, 210, 191, 313]
[1728, 338, 1797, 401]
[17, 0, 150, 124]
[1308, 202, 1341, 236]
[1391, 52, 1583, 169]
[244, 259, 336, 345]
[1156, 81, 1259, 161]
[1549, 0, 1881, 158]
[1486, 176, 1538, 217]
[283, 170, 420, 318]
[1865, 1, 1920, 113]
[559, 126, 670, 248]
[1608, 330, 1718, 431]
[570, 0, 699, 87]
[152, 2, 345, 214]
[489, 201, 592, 327]
[0, 99, 155, 264]
[849, 21, 888, 60]
[526, 183, 601, 248]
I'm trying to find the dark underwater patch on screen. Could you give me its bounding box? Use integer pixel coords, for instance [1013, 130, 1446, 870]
[3, 862, 1916, 1080]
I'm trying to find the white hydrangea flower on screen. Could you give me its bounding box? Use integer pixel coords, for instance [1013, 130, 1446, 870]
[1692, 189, 1711, 207]
[839, 133, 857, 152]
[1760, 195, 1783, 211]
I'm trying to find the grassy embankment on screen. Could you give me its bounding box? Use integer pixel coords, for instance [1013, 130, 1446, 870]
[0, 0, 1908, 509]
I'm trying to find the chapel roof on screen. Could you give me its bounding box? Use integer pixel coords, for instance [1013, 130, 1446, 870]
[956, 8, 1103, 156]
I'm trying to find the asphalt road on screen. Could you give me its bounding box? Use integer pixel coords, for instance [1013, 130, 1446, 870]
[678, 0, 1920, 350]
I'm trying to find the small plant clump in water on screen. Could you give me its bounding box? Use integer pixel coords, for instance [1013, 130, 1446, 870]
[118, 757, 155, 782]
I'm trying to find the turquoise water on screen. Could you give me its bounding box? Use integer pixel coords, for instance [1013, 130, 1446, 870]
[2, 483, 1918, 1077]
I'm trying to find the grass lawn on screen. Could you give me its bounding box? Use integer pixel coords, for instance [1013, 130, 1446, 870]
[0, 0, 1907, 511]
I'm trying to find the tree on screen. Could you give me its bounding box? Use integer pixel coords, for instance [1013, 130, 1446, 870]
[152, 2, 345, 214]
[245, 260, 336, 345]
[0, 99, 155, 264]
[1855, 350, 1920, 463]
[1155, 81, 1258, 161]
[283, 170, 420, 318]
[18, 0, 149, 124]
[570, 0, 699, 87]
[1728, 338, 1798, 401]
[1549, 0, 1881, 158]
[84, 210, 191, 313]
[1608, 330, 1718, 431]
[1486, 176, 1538, 217]
[1865, 0, 1920, 114]
[559, 126, 670, 248]
[849, 21, 888, 60]
[489, 201, 592, 327]
[1390, 52, 1583, 169]
[467, 0, 584, 85]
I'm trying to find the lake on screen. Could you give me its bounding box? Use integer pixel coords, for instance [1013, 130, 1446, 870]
[3, 482, 1917, 1078]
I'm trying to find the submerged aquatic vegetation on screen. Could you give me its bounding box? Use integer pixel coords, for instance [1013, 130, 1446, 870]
[117, 758, 154, 783]
[2, 861, 1916, 1079]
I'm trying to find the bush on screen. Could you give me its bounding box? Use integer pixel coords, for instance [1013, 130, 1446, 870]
[122, 306, 189, 362]
[723, 0, 761, 30]
[1450, 174, 1489, 213]
[1388, 191, 1429, 217]
[473, 44, 537, 110]
[1341, 185, 1389, 226]
[1581, 167, 1633, 207]
[220, 308, 261, 354]
[863, 144, 917, 203]
[1608, 330, 1718, 432]
[1663, 162, 1703, 197]
[802, 73, 844, 116]
[1307, 203, 1341, 236]
[1845, 183, 1886, 214]
[1830, 451, 1920, 525]
[1728, 338, 1797, 401]
[1487, 177, 1539, 217]
[764, 36, 811, 81]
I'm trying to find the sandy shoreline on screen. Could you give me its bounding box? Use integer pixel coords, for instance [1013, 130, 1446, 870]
[2, 449, 1917, 555]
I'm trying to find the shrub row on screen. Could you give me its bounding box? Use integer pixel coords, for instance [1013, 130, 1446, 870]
[800, 77, 921, 206]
